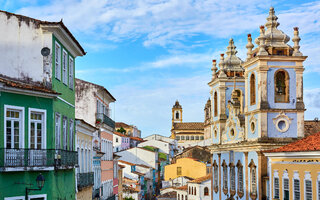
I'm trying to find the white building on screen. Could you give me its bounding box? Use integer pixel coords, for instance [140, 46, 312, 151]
[187, 174, 211, 200]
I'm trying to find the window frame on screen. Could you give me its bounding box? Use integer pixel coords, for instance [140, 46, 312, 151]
[62, 49, 68, 85]
[177, 166, 182, 176]
[4, 105, 25, 149]
[28, 108, 46, 149]
[204, 187, 209, 196]
[250, 73, 256, 105]
[293, 171, 300, 200]
[62, 116, 68, 150]
[274, 69, 290, 103]
[305, 172, 312, 200]
[55, 42, 61, 80]
[69, 56, 74, 89]
[55, 113, 61, 149]
[214, 91, 218, 117]
[69, 119, 74, 151]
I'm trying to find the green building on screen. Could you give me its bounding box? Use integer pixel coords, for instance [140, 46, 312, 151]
[0, 10, 85, 200]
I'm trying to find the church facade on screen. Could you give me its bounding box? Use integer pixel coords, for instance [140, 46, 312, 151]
[170, 100, 205, 147]
[209, 7, 307, 200]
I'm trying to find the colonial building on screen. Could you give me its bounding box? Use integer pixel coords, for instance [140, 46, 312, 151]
[170, 101, 205, 146]
[0, 10, 85, 199]
[209, 7, 308, 200]
[75, 78, 116, 200]
[76, 119, 97, 200]
[164, 158, 207, 181]
[264, 131, 320, 200]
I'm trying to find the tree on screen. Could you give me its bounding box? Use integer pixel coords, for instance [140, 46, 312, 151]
[116, 127, 126, 134]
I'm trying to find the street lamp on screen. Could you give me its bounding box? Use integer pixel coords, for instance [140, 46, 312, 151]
[26, 173, 45, 199]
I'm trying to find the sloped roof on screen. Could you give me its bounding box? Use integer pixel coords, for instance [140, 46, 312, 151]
[0, 76, 59, 95]
[157, 191, 177, 198]
[176, 185, 188, 191]
[173, 122, 204, 130]
[266, 132, 320, 153]
[114, 131, 127, 137]
[115, 122, 131, 128]
[76, 78, 116, 101]
[130, 137, 144, 142]
[188, 174, 212, 183]
[0, 10, 85, 55]
[118, 160, 135, 166]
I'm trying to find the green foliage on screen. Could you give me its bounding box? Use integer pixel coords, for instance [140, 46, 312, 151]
[116, 127, 126, 134]
[142, 146, 168, 160]
[124, 197, 135, 200]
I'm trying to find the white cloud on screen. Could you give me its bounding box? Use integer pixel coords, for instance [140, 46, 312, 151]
[304, 88, 320, 120]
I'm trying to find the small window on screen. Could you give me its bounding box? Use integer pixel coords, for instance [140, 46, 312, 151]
[176, 112, 179, 119]
[62, 117, 68, 150]
[275, 70, 289, 103]
[284, 178, 289, 200]
[230, 166, 235, 192]
[176, 136, 180, 140]
[186, 136, 189, 140]
[55, 113, 61, 149]
[250, 73, 256, 105]
[181, 136, 185, 140]
[223, 165, 228, 191]
[177, 167, 182, 175]
[293, 179, 300, 200]
[251, 168, 257, 195]
[191, 136, 194, 140]
[204, 187, 209, 196]
[305, 180, 312, 200]
[195, 136, 199, 140]
[237, 165, 244, 193]
[55, 42, 61, 80]
[116, 138, 118, 143]
[194, 187, 196, 195]
[69, 57, 74, 89]
[69, 119, 74, 151]
[200, 136, 204, 140]
[62, 49, 68, 85]
[274, 177, 280, 199]
[214, 92, 218, 117]
[214, 164, 218, 189]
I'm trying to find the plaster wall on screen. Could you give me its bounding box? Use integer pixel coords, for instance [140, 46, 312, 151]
[267, 112, 297, 138]
[138, 139, 170, 154]
[0, 12, 52, 83]
[116, 148, 157, 169]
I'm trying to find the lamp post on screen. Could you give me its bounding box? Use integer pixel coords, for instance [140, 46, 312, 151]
[25, 173, 45, 200]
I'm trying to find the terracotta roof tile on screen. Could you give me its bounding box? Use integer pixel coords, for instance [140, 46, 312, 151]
[157, 191, 177, 198]
[0, 76, 59, 95]
[130, 136, 144, 142]
[176, 185, 188, 191]
[114, 131, 127, 137]
[188, 174, 212, 183]
[266, 132, 320, 153]
[173, 122, 204, 130]
[115, 122, 131, 128]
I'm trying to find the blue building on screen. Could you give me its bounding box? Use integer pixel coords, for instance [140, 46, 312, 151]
[208, 7, 307, 200]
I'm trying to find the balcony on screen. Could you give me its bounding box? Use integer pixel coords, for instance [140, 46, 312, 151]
[0, 148, 78, 171]
[77, 172, 94, 190]
[96, 113, 115, 129]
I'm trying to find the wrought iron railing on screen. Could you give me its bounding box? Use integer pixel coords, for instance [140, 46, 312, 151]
[77, 172, 94, 189]
[0, 148, 78, 169]
[96, 113, 115, 129]
[106, 195, 116, 200]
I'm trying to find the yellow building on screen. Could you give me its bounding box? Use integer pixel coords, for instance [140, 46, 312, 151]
[170, 101, 205, 146]
[76, 119, 97, 200]
[164, 158, 207, 181]
[264, 132, 320, 200]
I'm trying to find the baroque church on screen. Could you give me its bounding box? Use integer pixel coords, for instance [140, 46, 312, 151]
[207, 7, 307, 200]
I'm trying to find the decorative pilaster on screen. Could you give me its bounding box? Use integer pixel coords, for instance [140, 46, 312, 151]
[292, 27, 303, 56]
[246, 34, 254, 60]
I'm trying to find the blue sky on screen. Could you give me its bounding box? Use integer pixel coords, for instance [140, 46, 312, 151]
[2, 0, 320, 137]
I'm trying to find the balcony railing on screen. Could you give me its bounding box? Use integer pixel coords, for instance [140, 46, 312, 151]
[77, 172, 94, 189]
[0, 148, 78, 170]
[96, 113, 115, 129]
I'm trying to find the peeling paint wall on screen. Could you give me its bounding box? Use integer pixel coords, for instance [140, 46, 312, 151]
[0, 12, 52, 84]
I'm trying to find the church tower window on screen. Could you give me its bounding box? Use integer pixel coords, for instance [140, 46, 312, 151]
[275, 70, 289, 103]
[176, 111, 179, 119]
[250, 73, 256, 105]
[214, 92, 218, 117]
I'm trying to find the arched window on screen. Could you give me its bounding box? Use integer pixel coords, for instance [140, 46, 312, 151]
[214, 92, 218, 117]
[236, 160, 244, 197]
[176, 111, 180, 119]
[250, 73, 256, 105]
[181, 195, 184, 200]
[204, 187, 209, 196]
[222, 160, 228, 194]
[275, 70, 289, 103]
[249, 159, 257, 198]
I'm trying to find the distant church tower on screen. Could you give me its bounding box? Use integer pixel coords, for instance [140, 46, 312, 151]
[172, 100, 183, 125]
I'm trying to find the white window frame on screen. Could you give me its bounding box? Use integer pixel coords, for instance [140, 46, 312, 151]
[69, 119, 74, 151]
[4, 105, 25, 148]
[293, 171, 300, 200]
[55, 42, 61, 80]
[304, 172, 312, 200]
[55, 113, 61, 149]
[238, 165, 244, 193]
[28, 108, 46, 149]
[62, 49, 68, 85]
[274, 170, 279, 199]
[283, 170, 289, 200]
[4, 196, 25, 200]
[28, 194, 47, 200]
[62, 116, 68, 150]
[69, 56, 74, 89]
